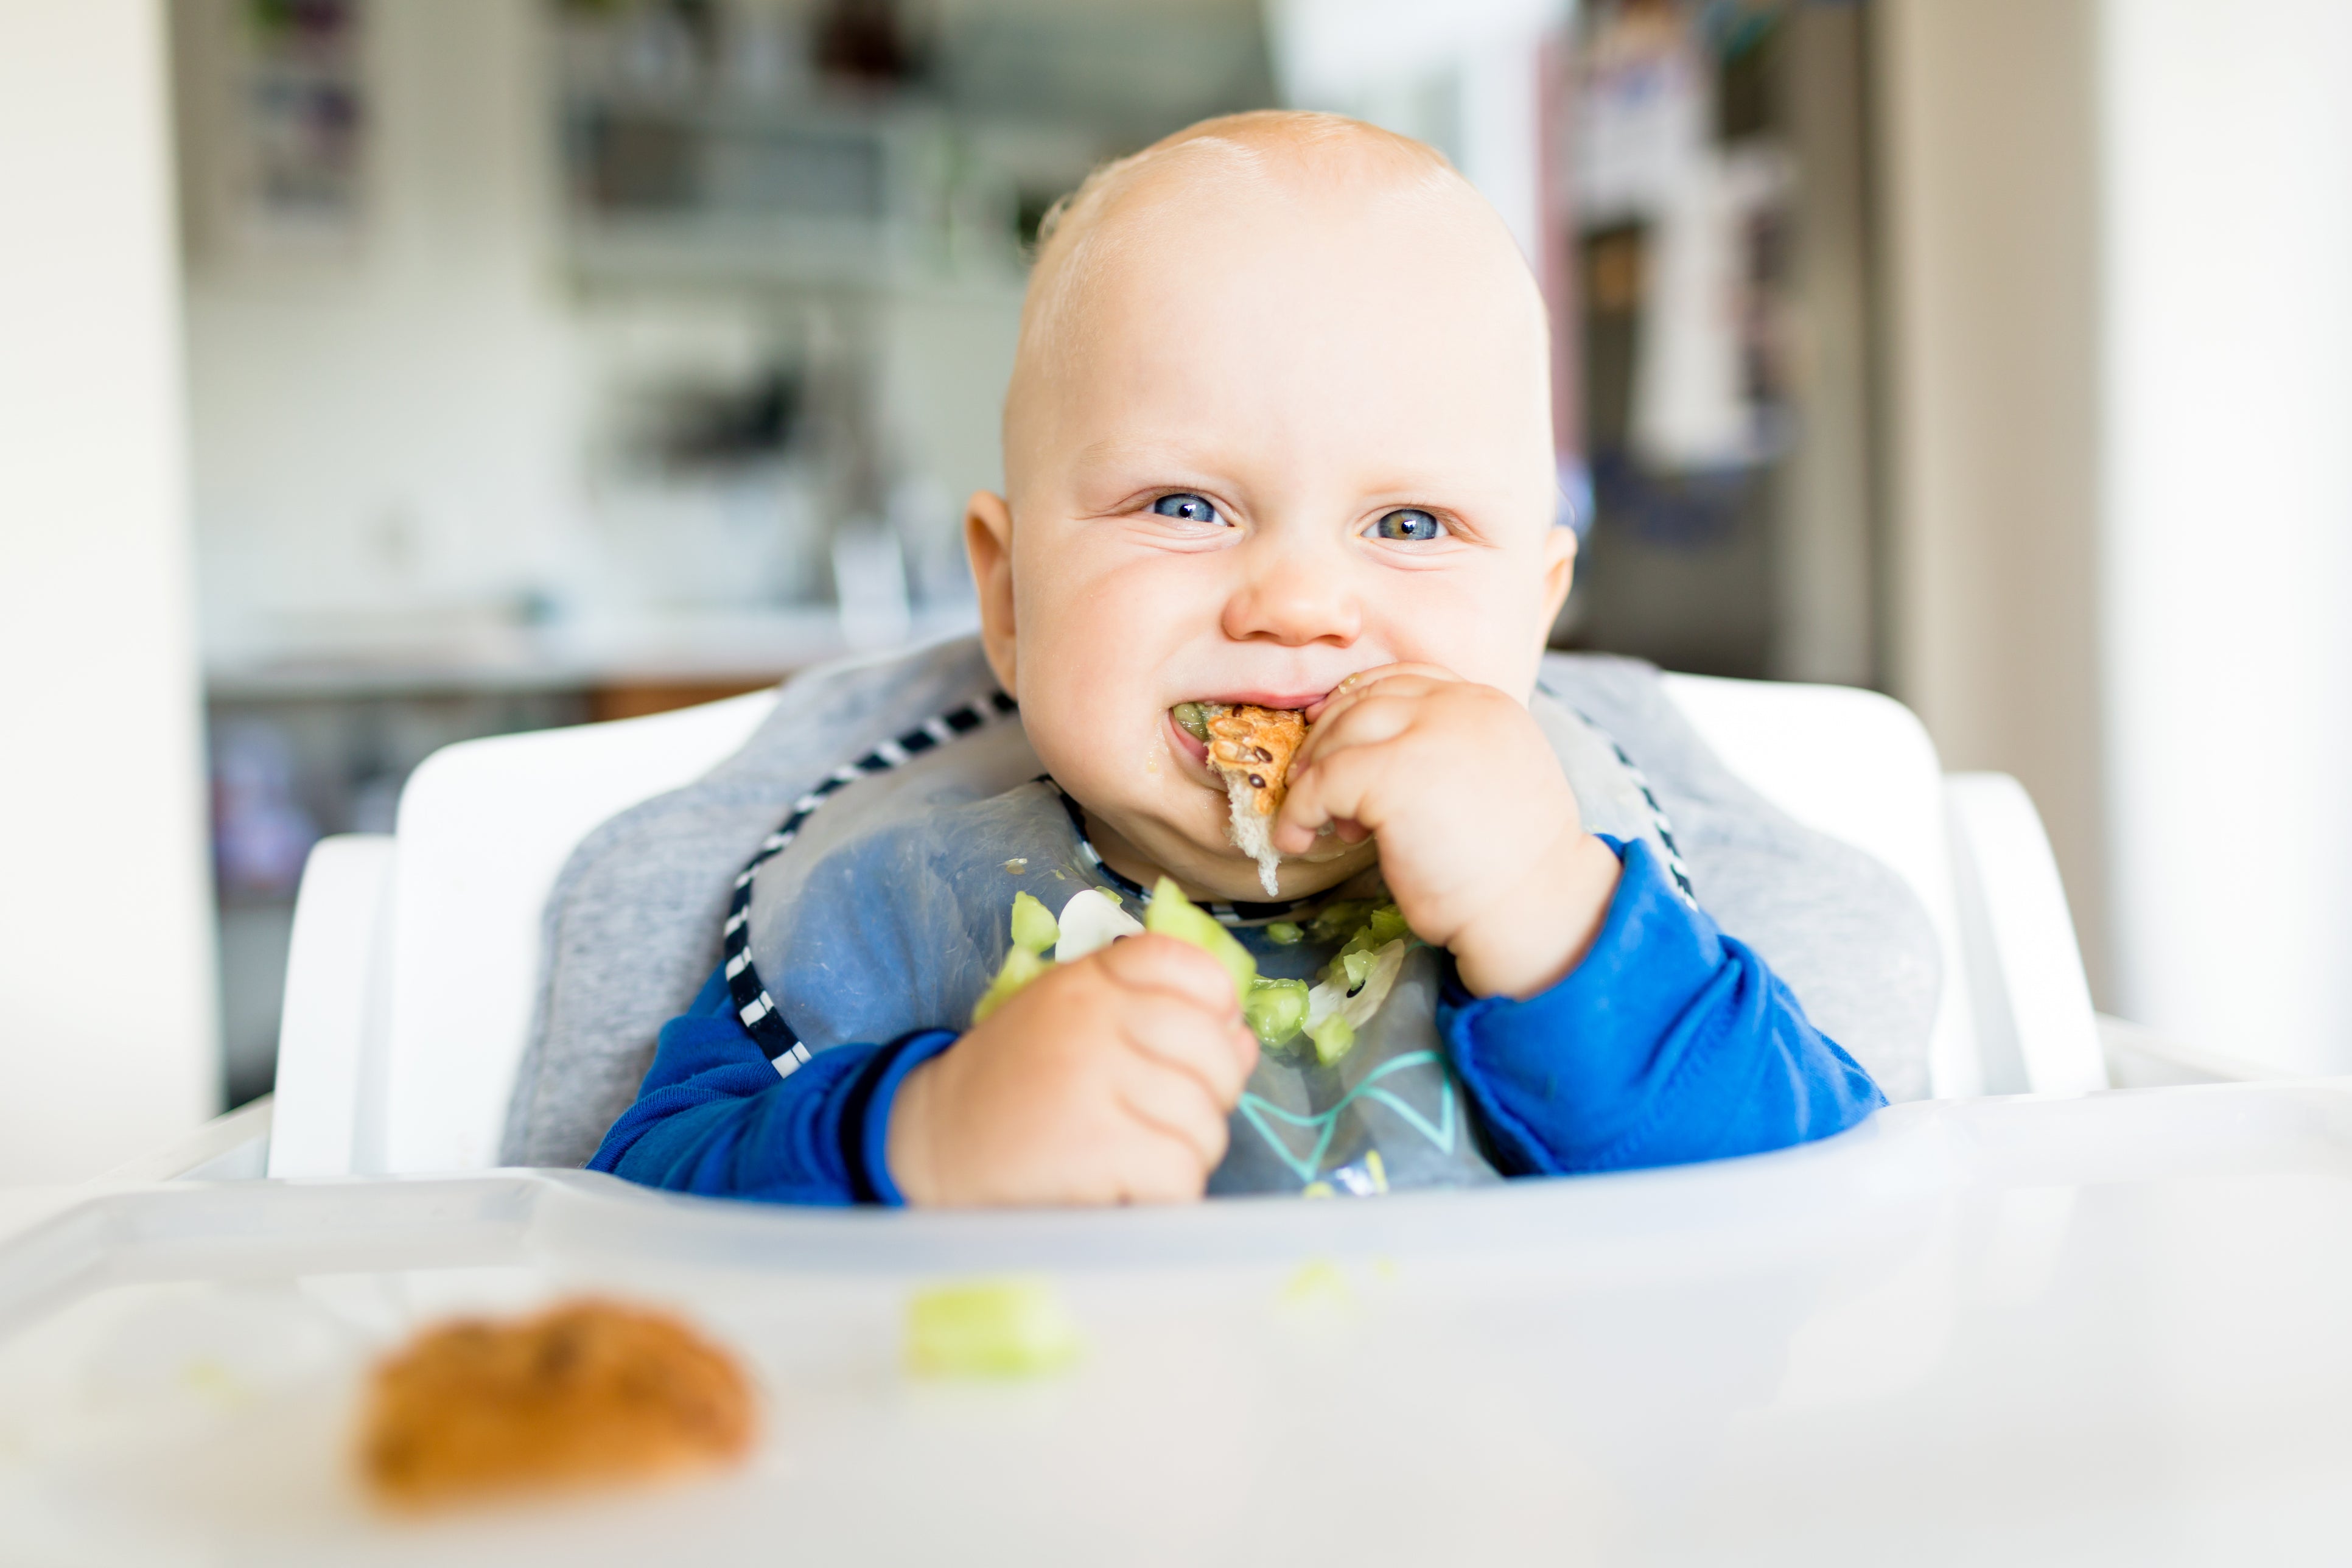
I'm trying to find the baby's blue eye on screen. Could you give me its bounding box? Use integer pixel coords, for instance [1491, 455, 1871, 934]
[1370, 508, 1443, 541]
[1151, 493, 1221, 524]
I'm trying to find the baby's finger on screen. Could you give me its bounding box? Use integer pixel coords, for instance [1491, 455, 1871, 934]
[1274, 741, 1391, 855]
[1222, 1018, 1260, 1084]
[1293, 689, 1421, 768]
[1113, 1054, 1234, 1169]
[1294, 677, 1446, 774]
[1113, 1121, 1216, 1204]
[1092, 931, 1242, 1017]
[1305, 663, 1459, 723]
[1119, 993, 1256, 1103]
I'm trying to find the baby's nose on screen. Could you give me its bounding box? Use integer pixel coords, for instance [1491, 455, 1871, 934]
[1219, 535, 1360, 647]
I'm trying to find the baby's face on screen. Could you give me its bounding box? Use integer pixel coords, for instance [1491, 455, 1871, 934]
[970, 168, 1572, 900]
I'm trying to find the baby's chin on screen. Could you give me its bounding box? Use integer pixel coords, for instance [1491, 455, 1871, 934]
[1204, 825, 1373, 901]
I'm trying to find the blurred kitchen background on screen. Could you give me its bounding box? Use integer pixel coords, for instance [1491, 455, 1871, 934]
[10, 0, 2351, 1173]
[179, 0, 1890, 1107]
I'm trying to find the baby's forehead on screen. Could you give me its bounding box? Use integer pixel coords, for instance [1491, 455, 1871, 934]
[1003, 115, 1553, 500]
[1047, 136, 1516, 323]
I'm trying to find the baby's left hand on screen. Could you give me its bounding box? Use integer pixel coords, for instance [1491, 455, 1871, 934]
[1274, 665, 1623, 999]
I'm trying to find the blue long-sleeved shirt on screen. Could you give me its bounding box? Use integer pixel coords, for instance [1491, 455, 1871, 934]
[589, 838, 1884, 1201]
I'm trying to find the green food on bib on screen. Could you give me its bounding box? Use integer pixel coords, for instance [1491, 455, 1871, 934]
[971, 891, 1063, 1024]
[1306, 1011, 1356, 1066]
[971, 946, 1048, 1023]
[1243, 976, 1310, 1049]
[1144, 877, 1258, 999]
[1307, 900, 1375, 943]
[1008, 889, 1059, 954]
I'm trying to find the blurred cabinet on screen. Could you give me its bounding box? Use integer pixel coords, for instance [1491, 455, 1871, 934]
[1557, 1, 1880, 687]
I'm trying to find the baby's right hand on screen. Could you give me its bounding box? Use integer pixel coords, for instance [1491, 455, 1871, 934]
[884, 934, 1259, 1207]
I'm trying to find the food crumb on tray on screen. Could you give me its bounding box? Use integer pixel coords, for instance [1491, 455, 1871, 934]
[357, 1297, 755, 1511]
[906, 1279, 1081, 1379]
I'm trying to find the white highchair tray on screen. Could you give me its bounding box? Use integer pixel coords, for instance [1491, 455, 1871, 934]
[6, 1082, 2352, 1566]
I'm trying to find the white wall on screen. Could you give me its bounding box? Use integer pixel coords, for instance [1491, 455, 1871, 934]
[1872, 0, 2108, 997]
[0, 0, 220, 1179]
[2101, 0, 2352, 1073]
[176, 0, 592, 634]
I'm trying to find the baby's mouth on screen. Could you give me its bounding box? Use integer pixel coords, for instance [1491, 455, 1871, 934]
[1167, 704, 1211, 764]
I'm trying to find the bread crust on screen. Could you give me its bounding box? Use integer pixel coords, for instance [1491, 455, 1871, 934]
[357, 1298, 755, 1510]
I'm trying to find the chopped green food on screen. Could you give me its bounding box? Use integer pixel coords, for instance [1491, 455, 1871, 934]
[1243, 976, 1309, 1048]
[1008, 890, 1059, 954]
[1367, 904, 1411, 945]
[1339, 948, 1375, 991]
[972, 892, 1066, 1023]
[972, 945, 1049, 1024]
[1307, 900, 1375, 943]
[1307, 1011, 1355, 1066]
[906, 1279, 1082, 1379]
[1279, 1258, 1353, 1312]
[1171, 701, 1212, 742]
[1265, 920, 1303, 946]
[1144, 877, 1257, 999]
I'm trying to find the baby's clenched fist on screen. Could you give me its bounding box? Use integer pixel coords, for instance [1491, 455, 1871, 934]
[1275, 664, 1623, 999]
[885, 933, 1259, 1207]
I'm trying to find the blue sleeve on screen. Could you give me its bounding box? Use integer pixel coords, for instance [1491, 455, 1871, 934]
[1438, 836, 1885, 1176]
[587, 965, 956, 1205]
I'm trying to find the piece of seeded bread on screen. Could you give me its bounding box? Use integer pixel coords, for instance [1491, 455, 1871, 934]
[357, 1298, 755, 1511]
[1203, 704, 1307, 897]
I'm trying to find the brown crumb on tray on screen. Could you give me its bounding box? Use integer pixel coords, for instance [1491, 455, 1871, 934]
[358, 1298, 755, 1510]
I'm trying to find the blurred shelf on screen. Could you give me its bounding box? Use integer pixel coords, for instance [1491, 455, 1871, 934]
[203, 604, 979, 701]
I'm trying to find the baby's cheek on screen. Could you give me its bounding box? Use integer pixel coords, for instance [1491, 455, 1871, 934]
[1381, 558, 1551, 691]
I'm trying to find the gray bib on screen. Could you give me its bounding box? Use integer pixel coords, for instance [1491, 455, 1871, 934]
[728, 682, 1690, 1197]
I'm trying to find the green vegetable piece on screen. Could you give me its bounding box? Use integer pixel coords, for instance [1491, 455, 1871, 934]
[1307, 1011, 1356, 1066]
[906, 1279, 1082, 1379]
[971, 945, 1049, 1024]
[1171, 701, 1211, 741]
[1143, 877, 1257, 999]
[1265, 920, 1303, 946]
[1367, 905, 1410, 946]
[1009, 890, 1059, 954]
[1307, 900, 1374, 943]
[1319, 922, 1381, 989]
[1279, 1258, 1353, 1312]
[1243, 977, 1309, 1048]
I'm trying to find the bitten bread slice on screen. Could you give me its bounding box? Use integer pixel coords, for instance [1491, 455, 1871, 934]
[1204, 704, 1307, 897]
[357, 1298, 755, 1510]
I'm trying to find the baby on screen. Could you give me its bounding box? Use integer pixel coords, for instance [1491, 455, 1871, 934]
[585, 111, 1902, 1206]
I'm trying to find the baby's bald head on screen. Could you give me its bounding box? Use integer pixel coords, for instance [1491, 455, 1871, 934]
[1001, 111, 1552, 505]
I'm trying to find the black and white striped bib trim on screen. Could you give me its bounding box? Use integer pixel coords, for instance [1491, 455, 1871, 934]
[1589, 729, 1696, 903]
[1539, 684, 1698, 904]
[721, 688, 1020, 1074]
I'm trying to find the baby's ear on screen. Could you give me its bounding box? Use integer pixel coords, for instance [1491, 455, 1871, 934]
[965, 490, 1018, 691]
[1539, 524, 1577, 627]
